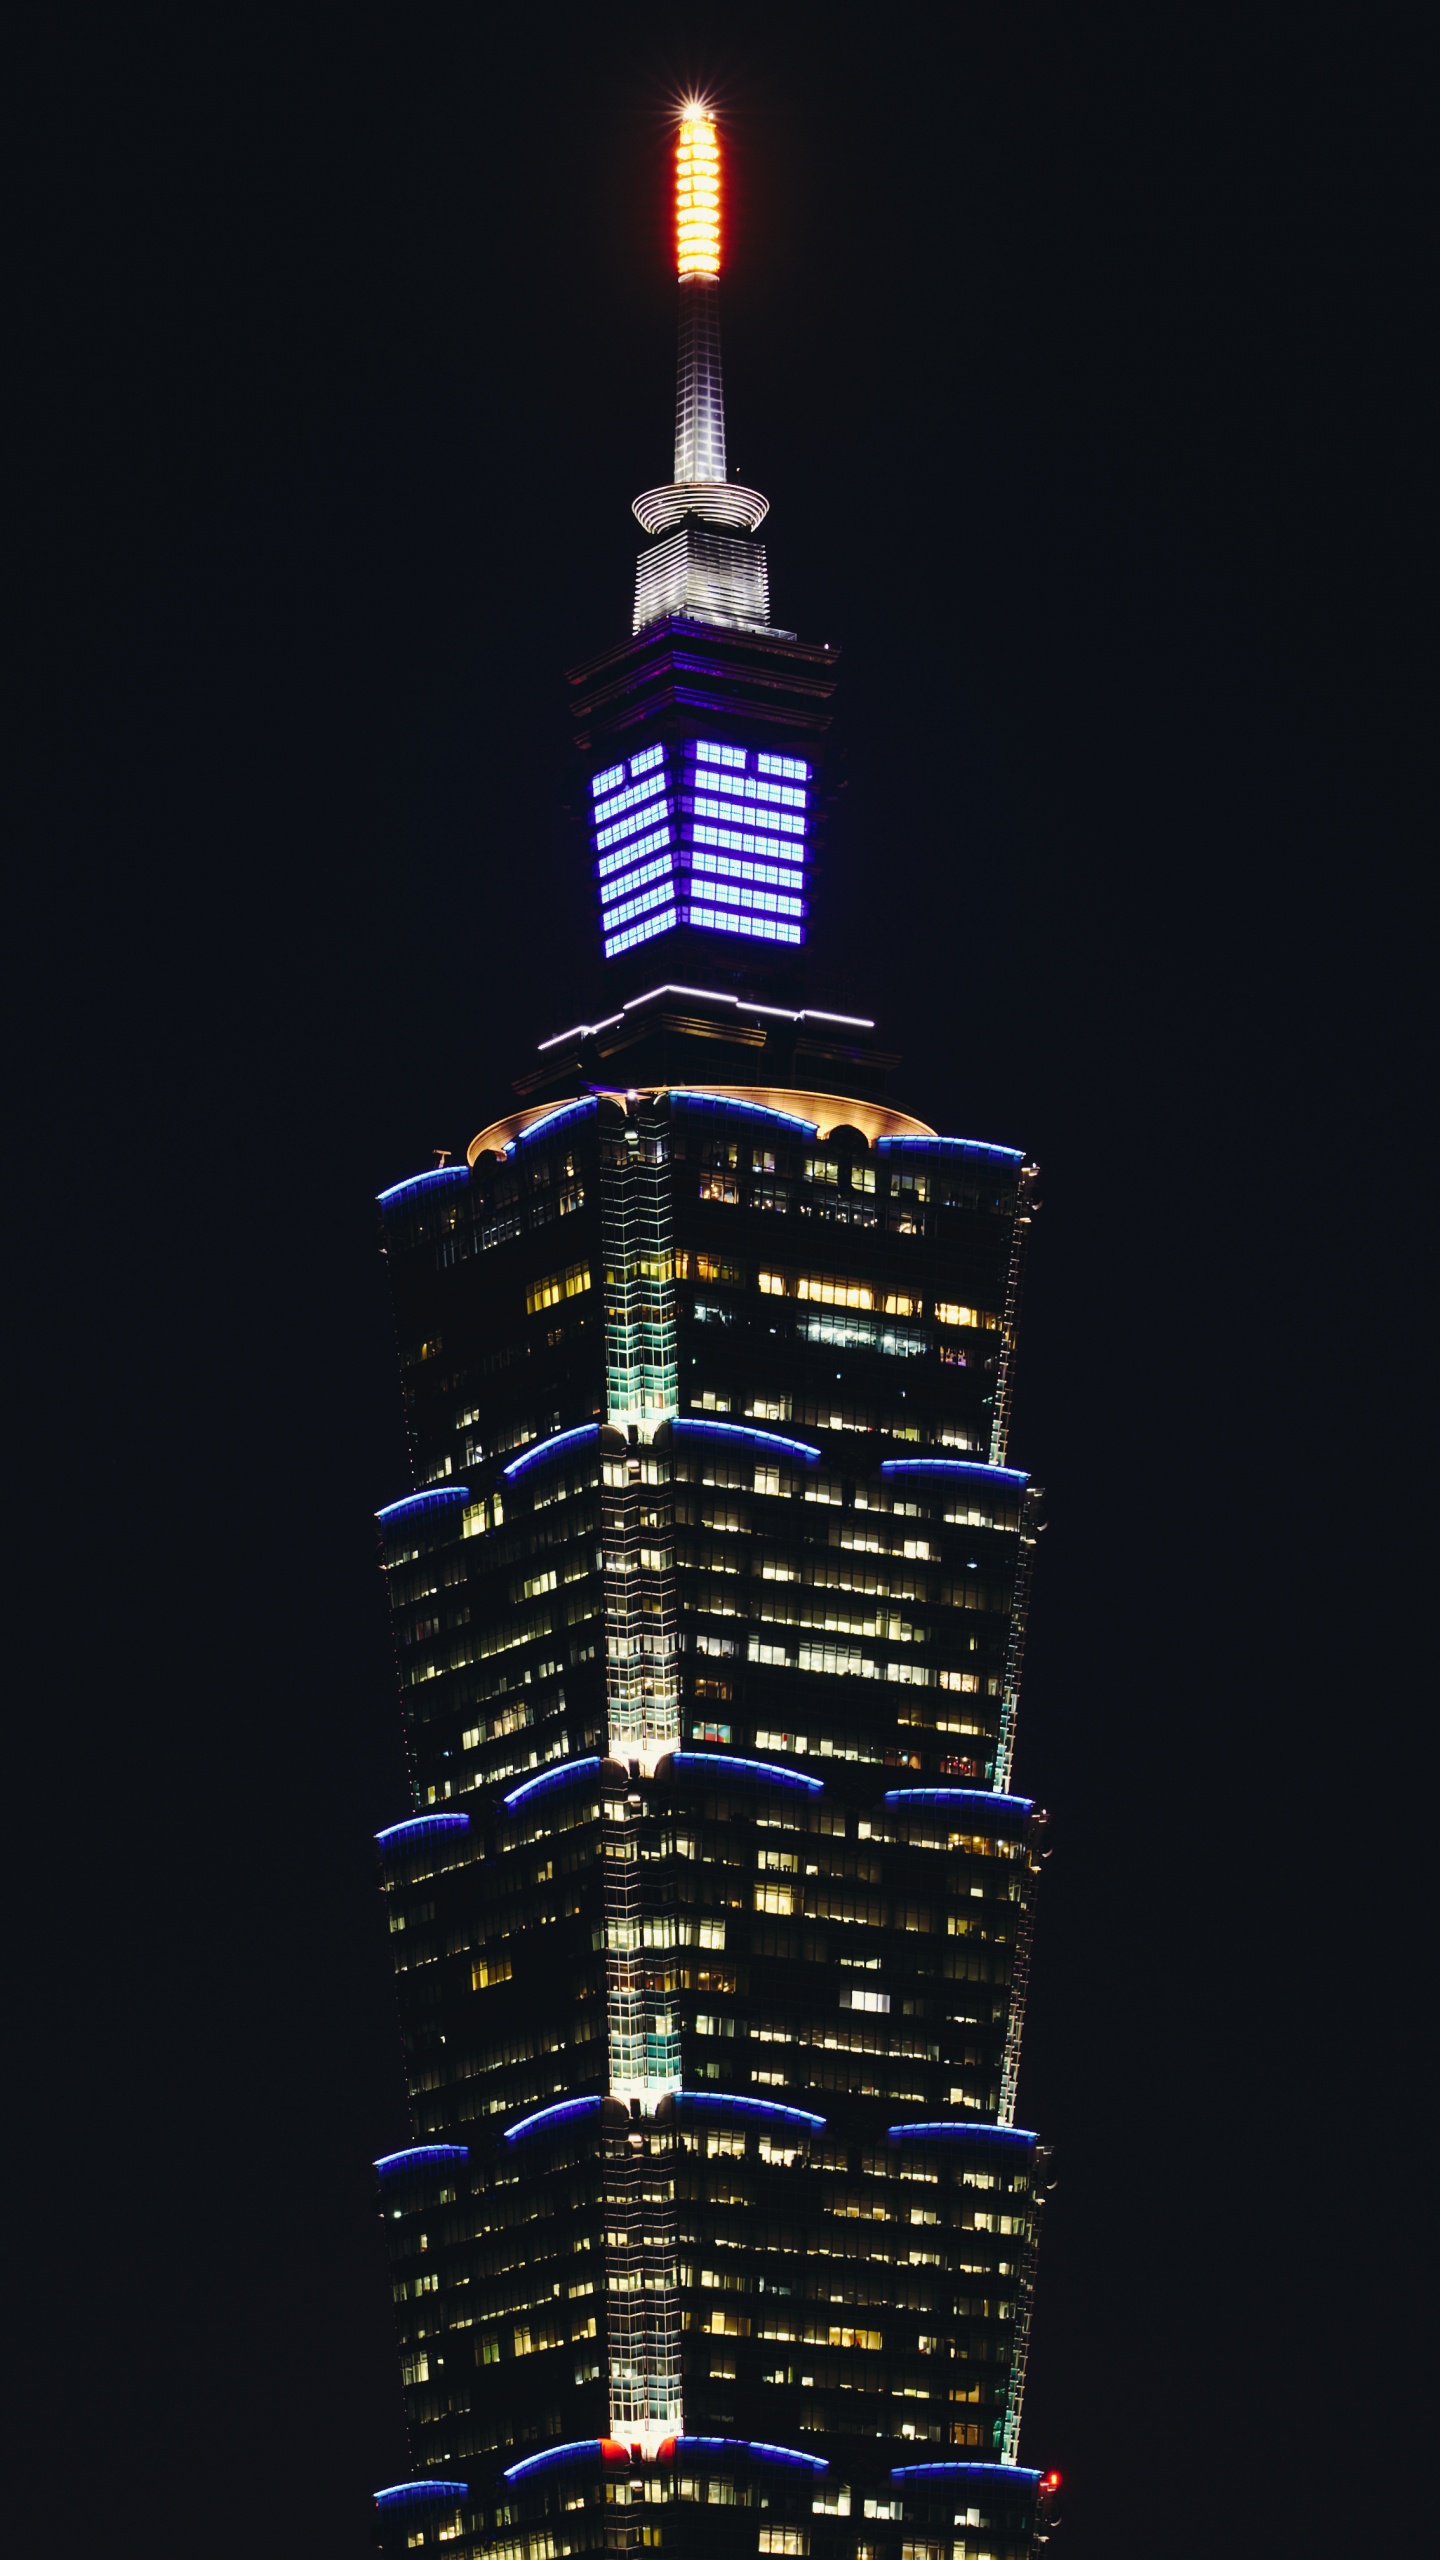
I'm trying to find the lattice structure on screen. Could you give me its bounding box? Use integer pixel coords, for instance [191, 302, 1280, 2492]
[600, 1106, 679, 1438]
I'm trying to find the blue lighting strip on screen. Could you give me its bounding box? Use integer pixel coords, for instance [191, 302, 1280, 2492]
[502, 1423, 601, 1482]
[374, 2143, 470, 2174]
[374, 2481, 470, 2506]
[503, 1756, 602, 1813]
[886, 2121, 1038, 2146]
[673, 1418, 821, 1460]
[667, 1093, 818, 1135]
[503, 2442, 608, 2484]
[673, 2438, 828, 2474]
[503, 2096, 604, 2146]
[883, 1788, 1035, 1817]
[876, 1136, 1026, 1166]
[374, 1812, 471, 1847]
[879, 1460, 1029, 1487]
[376, 1166, 470, 1208]
[517, 1098, 597, 1148]
[891, 2464, 1043, 2486]
[375, 1487, 471, 1523]
[670, 1752, 824, 1796]
[673, 2092, 826, 2131]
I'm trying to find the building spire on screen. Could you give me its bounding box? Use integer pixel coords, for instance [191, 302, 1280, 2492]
[633, 104, 769, 542]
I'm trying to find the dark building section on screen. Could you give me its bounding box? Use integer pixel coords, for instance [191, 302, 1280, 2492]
[361, 102, 1060, 2560]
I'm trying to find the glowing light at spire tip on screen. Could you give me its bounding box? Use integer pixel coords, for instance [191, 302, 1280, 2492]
[676, 104, 721, 279]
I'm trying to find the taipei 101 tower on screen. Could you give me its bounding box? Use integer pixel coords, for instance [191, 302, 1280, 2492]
[365, 104, 1062, 2560]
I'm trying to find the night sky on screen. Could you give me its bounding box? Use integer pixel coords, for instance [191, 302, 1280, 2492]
[14, 10, 1425, 2557]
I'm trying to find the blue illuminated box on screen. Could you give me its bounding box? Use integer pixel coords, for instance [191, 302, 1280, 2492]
[589, 737, 810, 959]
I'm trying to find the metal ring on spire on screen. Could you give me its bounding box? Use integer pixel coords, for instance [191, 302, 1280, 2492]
[632, 482, 770, 535]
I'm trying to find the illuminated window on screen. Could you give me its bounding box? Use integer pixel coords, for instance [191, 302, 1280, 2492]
[694, 793, 805, 835]
[604, 908, 675, 957]
[597, 824, 673, 880]
[795, 1275, 875, 1310]
[599, 851, 675, 907]
[525, 1261, 592, 1314]
[757, 751, 811, 780]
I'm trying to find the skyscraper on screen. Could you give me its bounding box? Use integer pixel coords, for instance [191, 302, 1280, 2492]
[367, 104, 1060, 2560]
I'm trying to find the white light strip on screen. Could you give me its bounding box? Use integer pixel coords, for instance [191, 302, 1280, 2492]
[615, 985, 875, 1029]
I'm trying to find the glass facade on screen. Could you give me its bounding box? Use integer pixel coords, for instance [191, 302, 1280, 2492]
[590, 741, 812, 958]
[368, 1090, 1056, 2550]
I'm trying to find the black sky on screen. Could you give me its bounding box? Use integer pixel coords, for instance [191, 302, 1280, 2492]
[12, 8, 1429, 2557]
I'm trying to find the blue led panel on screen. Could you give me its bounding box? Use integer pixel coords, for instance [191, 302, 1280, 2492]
[589, 737, 814, 958]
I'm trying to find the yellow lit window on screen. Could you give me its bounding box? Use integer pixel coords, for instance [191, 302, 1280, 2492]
[526, 1260, 592, 1314]
[795, 1275, 875, 1310]
[882, 1291, 920, 1317]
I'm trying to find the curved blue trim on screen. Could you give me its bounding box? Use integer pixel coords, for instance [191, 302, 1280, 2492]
[517, 1098, 598, 1148]
[891, 2463, 1042, 2485]
[376, 1486, 471, 1524]
[673, 1418, 821, 1461]
[673, 2092, 826, 2132]
[504, 2440, 610, 2484]
[374, 2143, 470, 2175]
[503, 1423, 601, 1481]
[376, 1166, 471, 1207]
[375, 1813, 471, 1849]
[668, 1090, 819, 1136]
[503, 1756, 602, 1813]
[670, 1751, 824, 1795]
[887, 2120, 1037, 2146]
[875, 1136, 1025, 1165]
[883, 1789, 1034, 1817]
[674, 2437, 827, 2473]
[879, 1459, 1028, 1487]
[503, 2095, 604, 2146]
[374, 2480, 469, 2506]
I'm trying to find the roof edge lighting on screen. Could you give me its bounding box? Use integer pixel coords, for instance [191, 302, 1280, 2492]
[503, 2096, 604, 2146]
[673, 2091, 826, 2131]
[374, 1812, 471, 1848]
[375, 1486, 471, 1523]
[503, 2440, 626, 2484]
[670, 1751, 824, 1795]
[672, 1418, 822, 1461]
[375, 1166, 470, 1207]
[672, 2437, 828, 2472]
[886, 2120, 1038, 2145]
[502, 1423, 601, 1482]
[878, 1460, 1029, 1486]
[891, 2463, 1044, 2484]
[374, 2143, 470, 2174]
[502, 1756, 602, 1813]
[883, 1789, 1035, 1816]
[373, 2480, 469, 2506]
